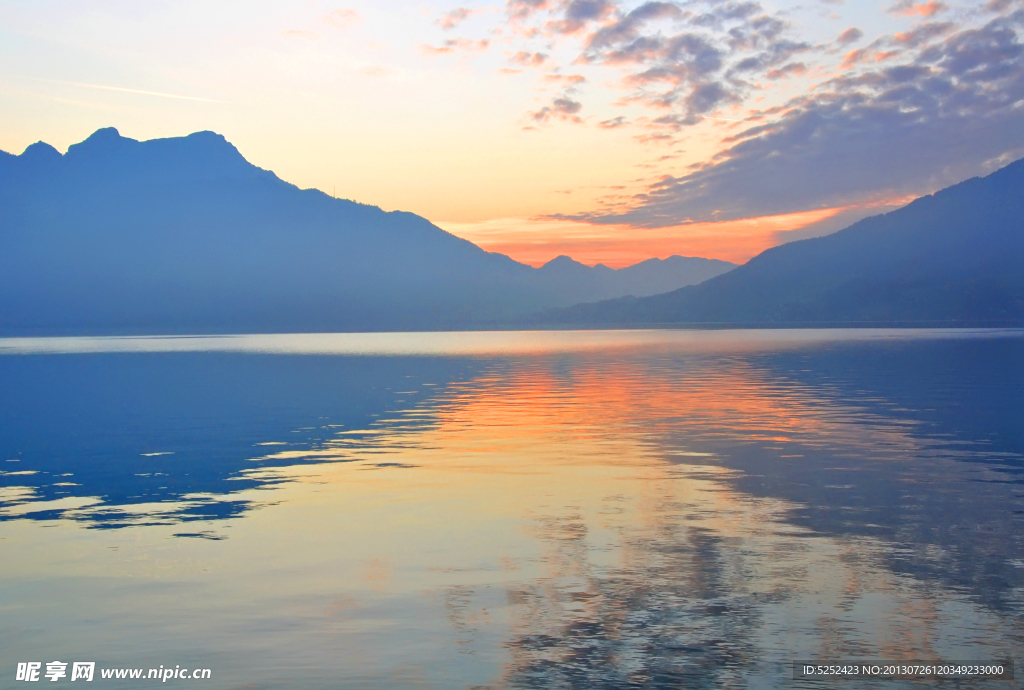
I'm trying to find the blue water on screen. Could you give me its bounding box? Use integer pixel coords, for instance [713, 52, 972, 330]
[1, 329, 1021, 688]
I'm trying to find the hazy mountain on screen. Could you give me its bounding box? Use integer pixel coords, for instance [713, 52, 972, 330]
[540, 158, 1024, 326]
[0, 128, 732, 334]
[535, 254, 735, 302]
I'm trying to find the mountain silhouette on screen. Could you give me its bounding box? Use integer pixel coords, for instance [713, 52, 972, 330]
[0, 128, 733, 334]
[539, 159, 1024, 326]
[535, 254, 735, 302]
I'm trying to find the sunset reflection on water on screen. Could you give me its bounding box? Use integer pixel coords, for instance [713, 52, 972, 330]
[0, 330, 1021, 688]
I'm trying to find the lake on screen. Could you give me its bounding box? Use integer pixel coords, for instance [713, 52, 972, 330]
[1, 329, 1022, 688]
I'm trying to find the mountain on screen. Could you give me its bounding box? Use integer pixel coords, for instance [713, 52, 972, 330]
[0, 128, 733, 334]
[539, 158, 1024, 326]
[535, 254, 735, 302]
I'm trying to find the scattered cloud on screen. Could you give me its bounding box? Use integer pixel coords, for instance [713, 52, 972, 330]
[547, 0, 617, 35]
[893, 21, 955, 46]
[510, 50, 548, 66]
[559, 11, 1024, 226]
[841, 46, 902, 68]
[837, 27, 864, 45]
[438, 8, 475, 30]
[888, 0, 949, 16]
[599, 115, 629, 128]
[765, 62, 806, 79]
[420, 38, 490, 56]
[324, 8, 360, 28]
[507, 0, 553, 22]
[985, 0, 1019, 11]
[531, 95, 584, 123]
[573, 1, 812, 129]
[544, 73, 586, 84]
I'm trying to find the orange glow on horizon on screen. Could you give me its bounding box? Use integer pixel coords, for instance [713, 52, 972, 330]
[438, 206, 848, 267]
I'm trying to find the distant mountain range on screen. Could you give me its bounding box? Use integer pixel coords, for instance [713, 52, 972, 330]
[539, 159, 1024, 327]
[0, 128, 733, 334]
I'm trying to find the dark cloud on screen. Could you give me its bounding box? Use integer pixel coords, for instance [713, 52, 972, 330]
[560, 11, 1024, 226]
[576, 1, 810, 127]
[692, 1, 761, 27]
[585, 2, 686, 50]
[547, 0, 616, 34]
[765, 61, 807, 79]
[837, 27, 863, 45]
[531, 95, 584, 123]
[985, 0, 1018, 12]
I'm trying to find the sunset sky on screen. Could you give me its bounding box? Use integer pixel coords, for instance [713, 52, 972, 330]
[1, 0, 1022, 266]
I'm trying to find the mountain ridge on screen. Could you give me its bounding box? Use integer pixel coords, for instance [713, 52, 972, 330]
[537, 158, 1024, 326]
[0, 128, 734, 334]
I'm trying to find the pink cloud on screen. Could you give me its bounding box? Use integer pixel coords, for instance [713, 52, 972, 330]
[510, 50, 548, 66]
[419, 38, 490, 56]
[888, 0, 948, 16]
[438, 8, 475, 30]
[324, 8, 360, 28]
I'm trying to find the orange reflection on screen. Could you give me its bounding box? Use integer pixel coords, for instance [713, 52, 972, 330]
[234, 349, 1021, 682]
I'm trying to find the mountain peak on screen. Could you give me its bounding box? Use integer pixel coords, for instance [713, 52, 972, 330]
[20, 141, 62, 164]
[65, 127, 137, 162]
[540, 255, 586, 270]
[86, 126, 124, 142]
[58, 128, 263, 181]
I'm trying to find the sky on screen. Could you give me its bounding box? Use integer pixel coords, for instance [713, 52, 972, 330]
[1, 0, 1022, 267]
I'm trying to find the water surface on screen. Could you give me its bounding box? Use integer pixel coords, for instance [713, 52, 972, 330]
[1, 329, 1022, 688]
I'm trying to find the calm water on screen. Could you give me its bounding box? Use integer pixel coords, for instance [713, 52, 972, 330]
[1, 329, 1022, 689]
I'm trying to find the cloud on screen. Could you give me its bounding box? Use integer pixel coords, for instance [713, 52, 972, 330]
[510, 50, 549, 66]
[764, 62, 806, 79]
[324, 8, 360, 28]
[544, 73, 586, 84]
[559, 11, 1024, 227]
[46, 79, 224, 103]
[837, 27, 863, 45]
[893, 21, 955, 46]
[420, 38, 490, 56]
[438, 8, 475, 30]
[547, 0, 617, 35]
[531, 95, 584, 123]
[888, 0, 949, 16]
[986, 0, 1018, 11]
[599, 115, 629, 128]
[840, 45, 902, 68]
[495, 1, 814, 132]
[574, 1, 811, 128]
[585, 2, 687, 50]
[506, 0, 552, 21]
